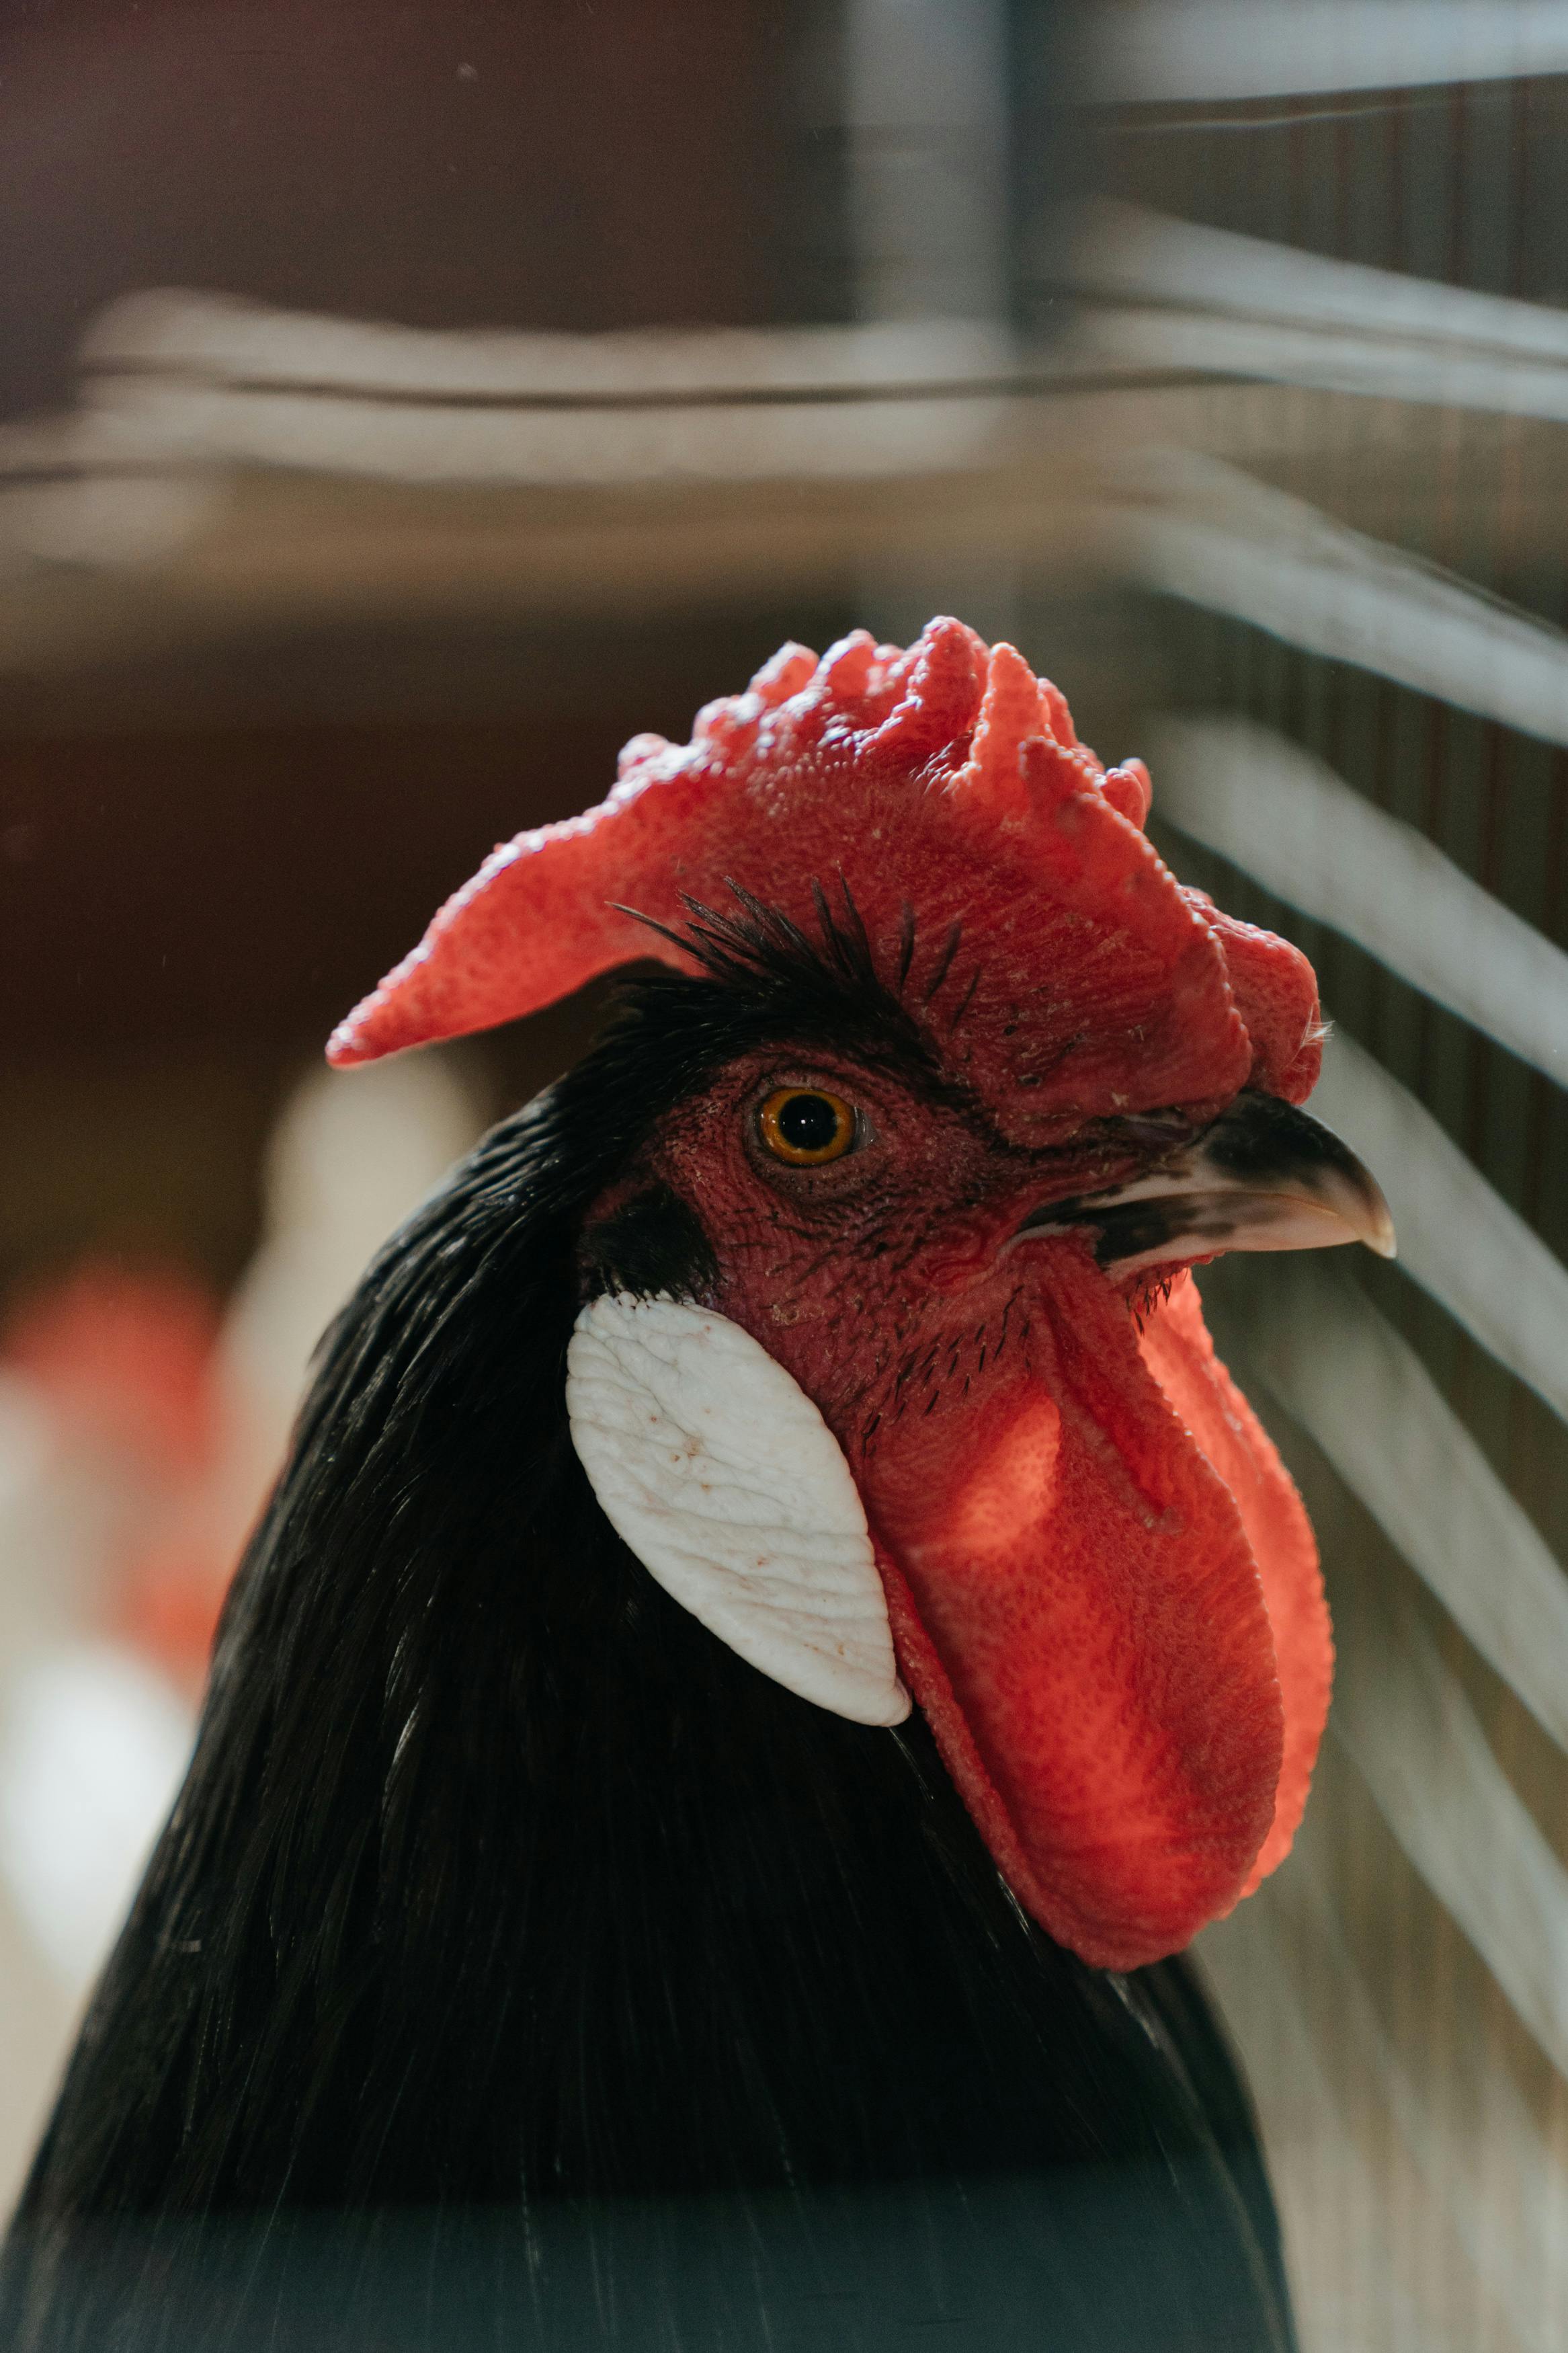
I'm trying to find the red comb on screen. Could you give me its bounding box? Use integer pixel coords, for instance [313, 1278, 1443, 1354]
[329, 621, 1320, 1129]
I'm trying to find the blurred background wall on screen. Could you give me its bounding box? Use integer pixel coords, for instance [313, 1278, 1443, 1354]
[6, 7, 1568, 2349]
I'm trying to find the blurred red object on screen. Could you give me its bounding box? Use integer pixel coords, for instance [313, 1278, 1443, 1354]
[1, 1263, 230, 1687]
[3, 1265, 219, 1480]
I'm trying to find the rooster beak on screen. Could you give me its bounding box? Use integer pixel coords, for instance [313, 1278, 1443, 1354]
[1018, 1090, 1396, 1278]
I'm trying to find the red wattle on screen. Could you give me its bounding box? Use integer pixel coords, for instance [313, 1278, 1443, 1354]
[852, 1242, 1285, 1970]
[1137, 1273, 1331, 1892]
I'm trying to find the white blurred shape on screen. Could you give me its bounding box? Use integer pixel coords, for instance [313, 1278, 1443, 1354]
[0, 1645, 192, 1990]
[1150, 713, 1568, 1084]
[1204, 1839, 1568, 2353]
[0, 1382, 114, 2200]
[1333, 1578, 1568, 2087]
[0, 414, 224, 572]
[0, 1050, 486, 2015]
[0, 477, 218, 571]
[1091, 2, 1568, 102]
[81, 297, 1020, 488]
[1244, 1258, 1568, 1757]
[1229, 1279, 1568, 2090]
[0, 1371, 126, 1667]
[847, 0, 1010, 324]
[83, 297, 1012, 405]
[1110, 454, 1568, 750]
[215, 1053, 484, 1504]
[1084, 303, 1568, 420]
[1070, 200, 1568, 423]
[846, 0, 1020, 644]
[1311, 1032, 1568, 1427]
[0, 1369, 184, 2106]
[1077, 201, 1568, 364]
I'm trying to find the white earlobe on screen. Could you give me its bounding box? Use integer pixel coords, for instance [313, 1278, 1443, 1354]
[566, 1293, 910, 1728]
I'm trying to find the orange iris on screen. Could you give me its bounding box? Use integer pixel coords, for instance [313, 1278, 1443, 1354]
[757, 1088, 856, 1166]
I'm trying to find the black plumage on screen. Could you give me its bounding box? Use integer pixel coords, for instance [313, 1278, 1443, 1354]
[3, 919, 1296, 2351]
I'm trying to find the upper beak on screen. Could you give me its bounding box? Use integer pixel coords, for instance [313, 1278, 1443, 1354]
[1018, 1090, 1396, 1278]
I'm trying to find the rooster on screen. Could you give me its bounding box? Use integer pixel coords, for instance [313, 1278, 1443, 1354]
[3, 621, 1391, 2352]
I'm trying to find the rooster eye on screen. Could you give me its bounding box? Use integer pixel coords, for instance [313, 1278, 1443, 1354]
[757, 1087, 857, 1166]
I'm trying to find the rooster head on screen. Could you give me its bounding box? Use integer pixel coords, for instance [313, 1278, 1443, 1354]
[329, 619, 1391, 1970]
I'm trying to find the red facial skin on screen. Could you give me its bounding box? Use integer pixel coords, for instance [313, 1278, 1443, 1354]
[622, 1049, 1329, 1972]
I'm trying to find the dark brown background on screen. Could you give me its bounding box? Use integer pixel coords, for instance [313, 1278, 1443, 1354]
[0, 0, 860, 1296]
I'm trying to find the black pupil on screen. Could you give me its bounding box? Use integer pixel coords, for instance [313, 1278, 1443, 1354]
[778, 1092, 841, 1152]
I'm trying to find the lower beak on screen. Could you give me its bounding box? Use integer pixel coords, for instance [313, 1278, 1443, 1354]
[1019, 1090, 1395, 1278]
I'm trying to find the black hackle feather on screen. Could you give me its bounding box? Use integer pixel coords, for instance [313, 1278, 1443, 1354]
[1, 914, 1297, 2352]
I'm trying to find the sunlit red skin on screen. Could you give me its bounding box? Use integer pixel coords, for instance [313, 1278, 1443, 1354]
[337, 619, 1337, 1966]
[1137, 1273, 1331, 1890]
[850, 1247, 1284, 1969]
